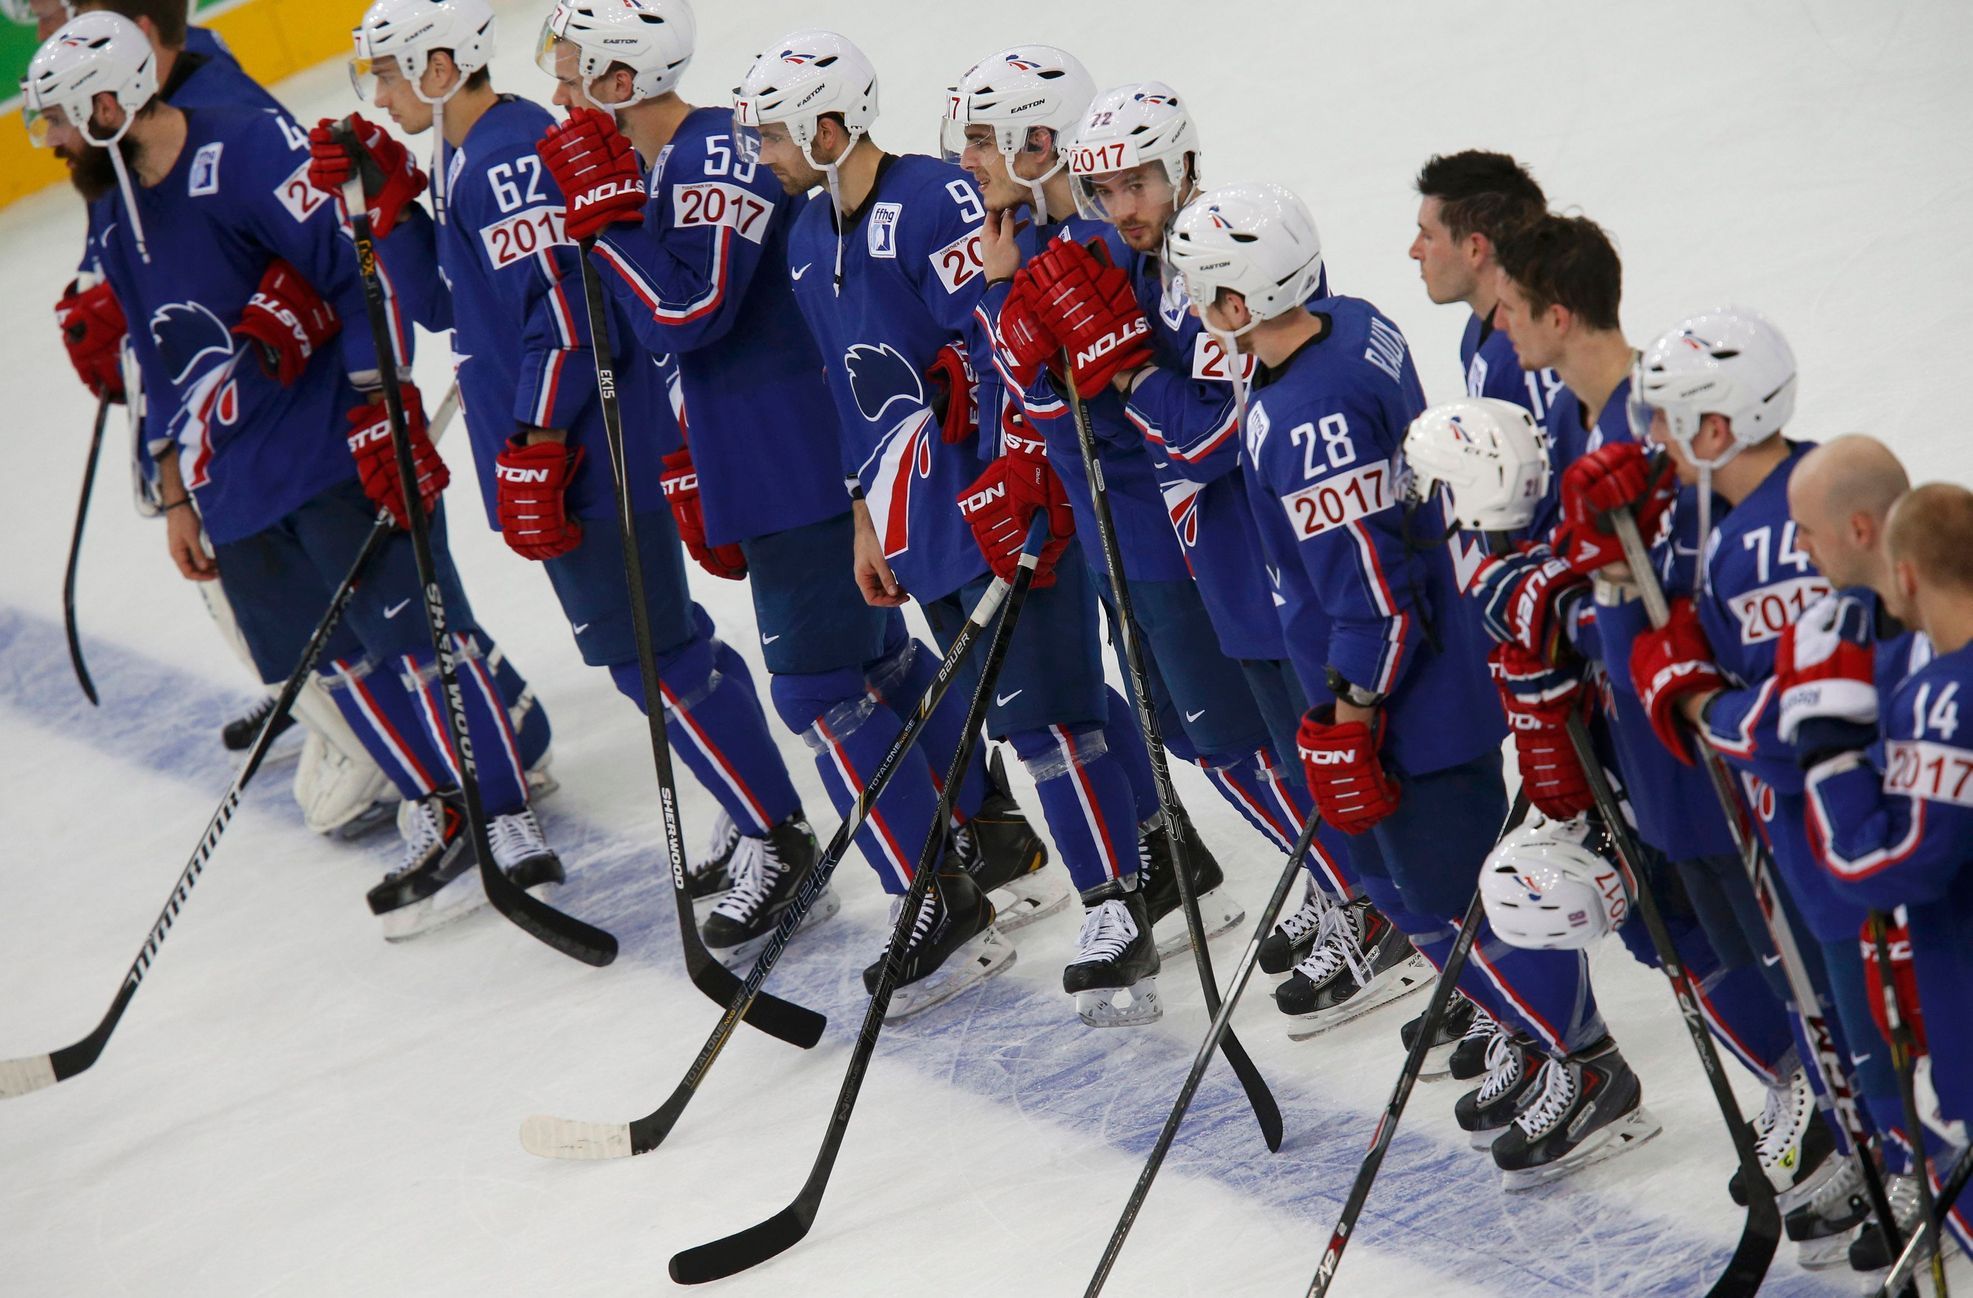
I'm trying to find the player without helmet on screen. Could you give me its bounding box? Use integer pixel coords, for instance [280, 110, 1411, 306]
[1064, 81, 1202, 253]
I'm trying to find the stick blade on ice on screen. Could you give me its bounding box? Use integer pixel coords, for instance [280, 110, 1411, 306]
[668, 1202, 814, 1286]
[518, 1115, 633, 1161]
[0, 1054, 59, 1099]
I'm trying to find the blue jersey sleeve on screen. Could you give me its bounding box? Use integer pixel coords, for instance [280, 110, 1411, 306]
[1125, 282, 1243, 485]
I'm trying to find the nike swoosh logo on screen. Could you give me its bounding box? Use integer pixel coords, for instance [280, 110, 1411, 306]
[1760, 953, 1782, 968]
[1185, 709, 1206, 723]
[762, 634, 782, 644]
[573, 623, 591, 634]
[995, 690, 1023, 707]
[791, 264, 812, 281]
[384, 599, 411, 619]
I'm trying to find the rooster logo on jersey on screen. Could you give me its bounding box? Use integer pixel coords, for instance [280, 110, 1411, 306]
[150, 301, 236, 386]
[844, 342, 926, 426]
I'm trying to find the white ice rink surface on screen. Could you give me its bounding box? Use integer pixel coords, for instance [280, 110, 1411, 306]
[4, 1, 1972, 1294]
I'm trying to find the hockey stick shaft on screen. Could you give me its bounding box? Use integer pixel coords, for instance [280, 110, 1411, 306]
[63, 398, 110, 706]
[339, 161, 615, 967]
[1612, 510, 1902, 1249]
[668, 517, 1050, 1285]
[1867, 911, 1950, 1297]
[1061, 362, 1281, 1151]
[571, 240, 820, 1045]
[1878, 1144, 1973, 1298]
[1085, 808, 1321, 1297]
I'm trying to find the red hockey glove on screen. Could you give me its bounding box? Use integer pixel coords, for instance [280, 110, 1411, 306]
[1776, 592, 1878, 764]
[924, 342, 977, 445]
[1556, 442, 1678, 576]
[346, 384, 448, 528]
[1490, 644, 1596, 820]
[1862, 916, 1926, 1056]
[536, 107, 645, 243]
[1022, 240, 1152, 396]
[1296, 705, 1402, 835]
[309, 114, 427, 239]
[1471, 544, 1590, 660]
[55, 277, 127, 403]
[1629, 596, 1724, 763]
[661, 448, 747, 580]
[957, 452, 1074, 589]
[233, 259, 340, 387]
[495, 437, 585, 561]
[995, 273, 1058, 391]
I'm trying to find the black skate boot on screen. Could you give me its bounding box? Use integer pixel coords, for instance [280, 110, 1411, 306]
[1728, 1068, 1837, 1211]
[1139, 808, 1242, 957]
[488, 807, 565, 895]
[1847, 1172, 1926, 1282]
[863, 863, 1014, 1021]
[1454, 1033, 1547, 1149]
[1063, 876, 1162, 1027]
[222, 693, 295, 752]
[366, 794, 481, 940]
[1449, 1005, 1502, 1082]
[955, 753, 1068, 931]
[1400, 993, 1479, 1081]
[1258, 874, 1328, 975]
[1490, 1037, 1662, 1189]
[686, 811, 742, 903]
[1784, 1152, 1870, 1270]
[701, 814, 837, 969]
[1276, 900, 1428, 1039]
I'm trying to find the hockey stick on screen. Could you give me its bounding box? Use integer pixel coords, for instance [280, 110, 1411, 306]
[63, 397, 110, 706]
[1877, 1144, 1973, 1298]
[338, 153, 615, 968]
[520, 553, 1017, 1158]
[1085, 808, 1320, 1296]
[1061, 354, 1282, 1152]
[1611, 510, 1903, 1254]
[568, 239, 820, 1047]
[0, 509, 390, 1098]
[1868, 911, 1950, 1297]
[668, 516, 1050, 1285]
[1304, 790, 1529, 1297]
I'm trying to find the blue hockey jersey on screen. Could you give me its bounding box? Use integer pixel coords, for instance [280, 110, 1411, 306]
[1242, 297, 1504, 774]
[591, 106, 843, 545]
[785, 153, 995, 603]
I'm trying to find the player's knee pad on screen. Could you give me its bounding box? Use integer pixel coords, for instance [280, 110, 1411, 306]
[1008, 721, 1108, 782]
[862, 629, 917, 701]
[604, 629, 726, 717]
[769, 666, 872, 738]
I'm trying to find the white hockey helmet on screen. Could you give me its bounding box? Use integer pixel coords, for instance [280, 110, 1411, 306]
[940, 45, 1094, 214]
[350, 0, 494, 104]
[535, 0, 694, 109]
[21, 10, 156, 148]
[1163, 181, 1323, 334]
[1627, 306, 1797, 471]
[1065, 81, 1201, 222]
[732, 30, 878, 172]
[1479, 814, 1630, 951]
[1403, 398, 1551, 532]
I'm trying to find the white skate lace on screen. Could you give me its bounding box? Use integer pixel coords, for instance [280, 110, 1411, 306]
[691, 811, 740, 883]
[1072, 898, 1138, 965]
[1475, 1032, 1526, 1106]
[1802, 1154, 1867, 1221]
[1460, 1002, 1499, 1049]
[1512, 1057, 1579, 1140]
[388, 800, 446, 878]
[884, 887, 943, 956]
[1272, 882, 1326, 947]
[1753, 1070, 1813, 1174]
[488, 808, 548, 871]
[709, 835, 775, 923]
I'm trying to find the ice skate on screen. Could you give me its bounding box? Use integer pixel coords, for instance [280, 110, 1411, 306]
[1278, 901, 1429, 1040]
[221, 692, 296, 752]
[686, 810, 741, 906]
[1062, 877, 1161, 1027]
[1455, 1033, 1547, 1149]
[1784, 1152, 1869, 1270]
[1140, 808, 1242, 957]
[1491, 1037, 1661, 1189]
[367, 795, 482, 940]
[1728, 1067, 1837, 1212]
[1847, 1172, 1926, 1283]
[1449, 1005, 1501, 1081]
[864, 866, 1014, 1022]
[701, 815, 837, 969]
[1400, 993, 1479, 1081]
[1258, 874, 1328, 975]
[956, 761, 1068, 931]
[488, 807, 565, 897]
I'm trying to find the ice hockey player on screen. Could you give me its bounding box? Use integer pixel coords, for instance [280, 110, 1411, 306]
[730, 30, 1174, 1022]
[1059, 81, 1394, 1036]
[528, 0, 1056, 966]
[328, 0, 828, 967]
[23, 10, 557, 938]
[1798, 479, 1973, 1271]
[1165, 181, 1651, 1181]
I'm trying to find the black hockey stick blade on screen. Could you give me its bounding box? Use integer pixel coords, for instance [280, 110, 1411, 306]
[682, 943, 822, 1049]
[1708, 1190, 1781, 1298]
[63, 398, 110, 706]
[670, 1198, 813, 1285]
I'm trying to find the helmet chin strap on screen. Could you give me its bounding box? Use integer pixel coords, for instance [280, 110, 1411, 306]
[802, 130, 857, 296]
[1674, 418, 1745, 596]
[411, 62, 465, 225]
[93, 116, 148, 263]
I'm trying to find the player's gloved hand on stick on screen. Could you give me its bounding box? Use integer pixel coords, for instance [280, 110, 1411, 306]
[1629, 595, 1724, 762]
[346, 384, 449, 528]
[535, 106, 645, 242]
[1556, 442, 1677, 576]
[1862, 915, 1926, 1055]
[1296, 704, 1401, 835]
[1471, 543, 1589, 660]
[55, 277, 127, 403]
[1019, 239, 1151, 395]
[1776, 592, 1878, 765]
[495, 436, 585, 561]
[995, 274, 1058, 390]
[957, 446, 1074, 588]
[924, 342, 977, 445]
[233, 259, 340, 387]
[1490, 644, 1596, 820]
[661, 448, 747, 579]
[308, 113, 427, 239]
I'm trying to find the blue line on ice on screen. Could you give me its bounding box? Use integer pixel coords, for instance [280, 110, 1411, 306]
[0, 605, 1847, 1296]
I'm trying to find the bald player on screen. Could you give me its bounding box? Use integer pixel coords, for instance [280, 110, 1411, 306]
[1788, 435, 1912, 596]
[1795, 481, 1973, 1266]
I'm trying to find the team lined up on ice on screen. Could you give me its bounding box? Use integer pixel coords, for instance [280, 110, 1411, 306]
[16, 0, 1973, 1275]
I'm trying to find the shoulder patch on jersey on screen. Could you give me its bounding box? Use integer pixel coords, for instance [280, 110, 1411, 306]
[1244, 399, 1272, 463]
[868, 202, 902, 258]
[448, 148, 469, 193]
[928, 227, 984, 293]
[1191, 332, 1254, 383]
[274, 158, 329, 224]
[844, 342, 925, 423]
[480, 206, 570, 269]
[1159, 276, 1190, 330]
[673, 181, 772, 244]
[187, 142, 223, 197]
[1280, 461, 1397, 539]
[653, 143, 674, 187]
